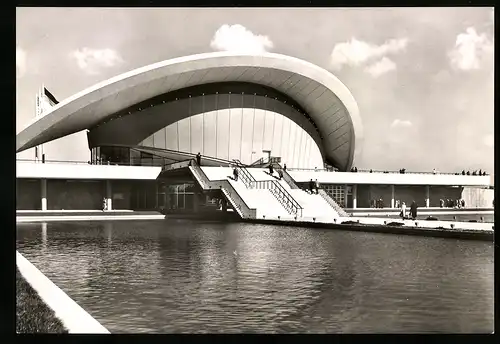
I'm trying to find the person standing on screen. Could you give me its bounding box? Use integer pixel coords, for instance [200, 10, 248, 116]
[278, 169, 283, 180]
[410, 201, 418, 220]
[315, 179, 320, 194]
[400, 202, 406, 219]
[269, 164, 274, 176]
[283, 163, 287, 172]
[233, 167, 239, 181]
[196, 152, 201, 166]
[309, 179, 314, 194]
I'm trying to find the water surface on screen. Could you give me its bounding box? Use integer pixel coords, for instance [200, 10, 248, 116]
[16, 220, 494, 333]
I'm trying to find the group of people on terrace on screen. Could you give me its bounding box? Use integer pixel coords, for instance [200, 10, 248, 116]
[457, 170, 487, 176]
[307, 179, 321, 194]
[345, 166, 488, 175]
[440, 198, 466, 209]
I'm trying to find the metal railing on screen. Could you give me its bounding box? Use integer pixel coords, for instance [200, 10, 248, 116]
[16, 158, 489, 177]
[231, 160, 256, 188]
[16, 157, 168, 167]
[276, 164, 300, 189]
[250, 156, 281, 166]
[230, 162, 302, 217]
[161, 159, 193, 171]
[287, 167, 489, 176]
[188, 160, 257, 219]
[318, 189, 350, 217]
[252, 180, 303, 217]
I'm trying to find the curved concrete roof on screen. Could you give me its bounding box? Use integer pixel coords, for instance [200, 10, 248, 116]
[16, 51, 363, 170]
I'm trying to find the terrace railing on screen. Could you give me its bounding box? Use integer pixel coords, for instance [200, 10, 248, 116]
[286, 167, 482, 176]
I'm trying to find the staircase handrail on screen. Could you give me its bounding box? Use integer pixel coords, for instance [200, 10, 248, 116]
[236, 164, 302, 217]
[318, 189, 350, 217]
[189, 161, 257, 219]
[253, 180, 303, 217]
[231, 159, 256, 188]
[276, 164, 300, 189]
[162, 159, 193, 171]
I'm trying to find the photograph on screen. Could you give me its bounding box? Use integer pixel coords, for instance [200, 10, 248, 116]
[16, 7, 494, 334]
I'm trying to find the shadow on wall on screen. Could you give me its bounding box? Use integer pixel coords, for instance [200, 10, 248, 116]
[17, 179, 42, 210]
[47, 180, 104, 210]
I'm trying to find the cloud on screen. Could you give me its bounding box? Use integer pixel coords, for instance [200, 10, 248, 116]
[210, 24, 273, 53]
[364, 57, 396, 77]
[16, 47, 26, 78]
[70, 47, 123, 75]
[483, 134, 494, 148]
[330, 37, 408, 70]
[390, 119, 413, 128]
[448, 27, 493, 71]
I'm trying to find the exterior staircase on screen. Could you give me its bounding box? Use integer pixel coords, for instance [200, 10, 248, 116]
[161, 159, 348, 222]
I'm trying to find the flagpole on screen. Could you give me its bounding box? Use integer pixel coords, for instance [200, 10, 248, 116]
[35, 91, 39, 162]
[40, 85, 45, 160]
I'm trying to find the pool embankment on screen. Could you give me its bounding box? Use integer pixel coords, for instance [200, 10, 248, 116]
[245, 218, 493, 241]
[16, 252, 110, 334]
[16, 267, 67, 333]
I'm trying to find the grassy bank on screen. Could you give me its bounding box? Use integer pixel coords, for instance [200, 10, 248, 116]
[16, 267, 68, 333]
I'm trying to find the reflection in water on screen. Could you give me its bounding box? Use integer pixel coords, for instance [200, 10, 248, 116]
[16, 220, 493, 333]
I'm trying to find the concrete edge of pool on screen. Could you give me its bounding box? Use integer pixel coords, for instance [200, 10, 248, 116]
[16, 251, 110, 334]
[16, 212, 494, 241]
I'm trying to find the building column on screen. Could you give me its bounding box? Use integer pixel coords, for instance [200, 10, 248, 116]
[193, 193, 200, 213]
[343, 184, 348, 207]
[391, 184, 395, 208]
[221, 198, 228, 212]
[163, 191, 167, 211]
[165, 191, 171, 210]
[106, 180, 112, 211]
[425, 185, 430, 208]
[41, 178, 47, 211]
[352, 184, 358, 209]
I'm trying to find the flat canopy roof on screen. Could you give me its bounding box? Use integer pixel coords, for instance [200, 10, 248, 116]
[16, 51, 363, 170]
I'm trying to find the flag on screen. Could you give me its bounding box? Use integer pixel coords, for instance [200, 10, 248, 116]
[43, 87, 59, 106]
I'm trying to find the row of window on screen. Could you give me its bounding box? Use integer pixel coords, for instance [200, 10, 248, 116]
[91, 146, 170, 166]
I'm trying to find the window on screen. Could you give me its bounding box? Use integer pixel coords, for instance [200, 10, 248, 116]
[324, 185, 346, 207]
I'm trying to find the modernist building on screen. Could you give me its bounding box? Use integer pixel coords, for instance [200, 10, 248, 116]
[16, 52, 492, 212]
[17, 52, 363, 171]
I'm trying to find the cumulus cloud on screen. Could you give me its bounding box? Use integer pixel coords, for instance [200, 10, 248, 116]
[70, 47, 123, 75]
[16, 47, 26, 78]
[390, 119, 413, 128]
[330, 37, 408, 70]
[364, 57, 397, 77]
[210, 24, 273, 53]
[483, 134, 494, 148]
[448, 27, 493, 71]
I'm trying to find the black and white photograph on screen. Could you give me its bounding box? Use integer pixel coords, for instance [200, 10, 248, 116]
[16, 7, 494, 334]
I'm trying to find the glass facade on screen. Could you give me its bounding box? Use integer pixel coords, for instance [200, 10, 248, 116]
[165, 183, 196, 211]
[90, 146, 171, 167]
[323, 185, 348, 207]
[88, 82, 326, 169]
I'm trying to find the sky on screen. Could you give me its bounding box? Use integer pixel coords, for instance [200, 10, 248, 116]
[16, 7, 494, 173]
